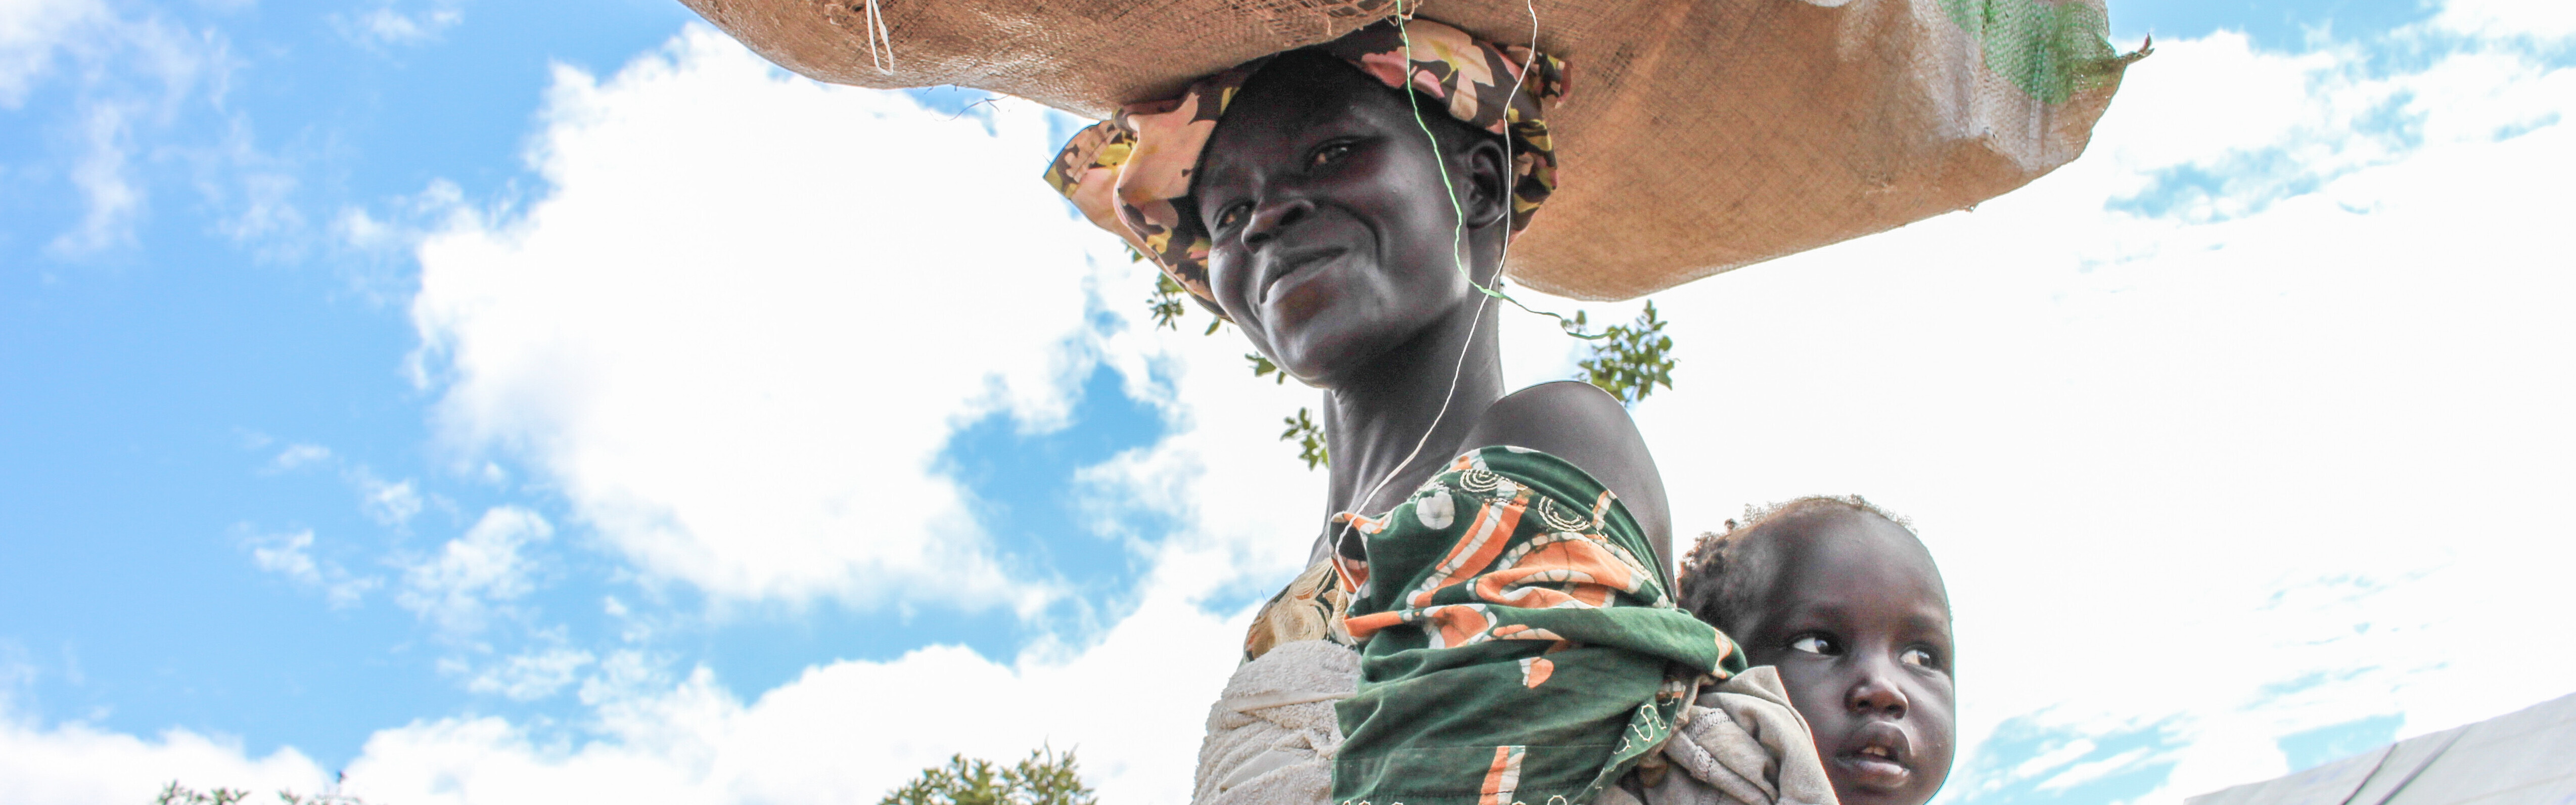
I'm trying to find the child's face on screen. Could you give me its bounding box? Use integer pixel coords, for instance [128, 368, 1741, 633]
[1735, 513, 1956, 805]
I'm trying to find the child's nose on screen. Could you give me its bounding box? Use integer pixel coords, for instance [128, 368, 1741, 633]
[1847, 668, 1911, 717]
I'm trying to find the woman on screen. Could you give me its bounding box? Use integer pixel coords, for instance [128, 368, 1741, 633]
[1048, 20, 1746, 805]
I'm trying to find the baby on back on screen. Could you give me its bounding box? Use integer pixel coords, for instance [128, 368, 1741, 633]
[1671, 496, 1958, 805]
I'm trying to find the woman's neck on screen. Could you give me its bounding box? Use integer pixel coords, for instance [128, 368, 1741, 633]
[1319, 294, 1507, 526]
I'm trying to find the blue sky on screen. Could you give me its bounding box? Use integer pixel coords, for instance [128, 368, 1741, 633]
[2, 0, 1147, 760]
[4, 1, 2573, 803]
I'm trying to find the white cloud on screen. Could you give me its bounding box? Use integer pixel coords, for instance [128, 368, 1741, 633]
[269, 442, 332, 470]
[0, 0, 104, 108]
[259, 444, 431, 528]
[458, 647, 596, 702]
[0, 574, 1245, 805]
[2010, 737, 2100, 783]
[336, 180, 468, 303]
[352, 469, 425, 527]
[2431, 0, 2576, 43]
[0, 714, 330, 805]
[0, 643, 39, 712]
[2042, 748, 2154, 792]
[1068, 313, 1339, 590]
[197, 114, 311, 254]
[248, 529, 321, 584]
[11, 3, 235, 255]
[55, 98, 143, 253]
[341, 578, 1239, 805]
[245, 528, 382, 608]
[396, 507, 553, 635]
[340, 2, 462, 48]
[407, 26, 1116, 608]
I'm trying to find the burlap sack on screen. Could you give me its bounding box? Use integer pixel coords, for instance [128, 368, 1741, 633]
[679, 0, 2141, 300]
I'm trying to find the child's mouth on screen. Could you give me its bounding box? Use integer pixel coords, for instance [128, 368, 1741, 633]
[1837, 724, 1914, 789]
[1838, 748, 1912, 788]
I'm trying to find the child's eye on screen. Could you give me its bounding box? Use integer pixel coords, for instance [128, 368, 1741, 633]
[1901, 647, 1941, 668]
[1788, 634, 1842, 655]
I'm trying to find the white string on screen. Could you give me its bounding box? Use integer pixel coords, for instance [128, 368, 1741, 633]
[1497, 0, 1541, 273]
[1328, 0, 1544, 566]
[863, 0, 895, 73]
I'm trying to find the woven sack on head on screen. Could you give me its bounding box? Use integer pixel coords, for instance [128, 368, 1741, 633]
[680, 0, 2144, 300]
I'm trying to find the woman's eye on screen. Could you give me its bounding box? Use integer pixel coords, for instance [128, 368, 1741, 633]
[1901, 648, 1939, 668]
[1788, 634, 1841, 655]
[1216, 204, 1248, 230]
[1310, 142, 1353, 167]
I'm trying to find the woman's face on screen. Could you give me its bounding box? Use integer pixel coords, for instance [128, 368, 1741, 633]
[1192, 58, 1497, 386]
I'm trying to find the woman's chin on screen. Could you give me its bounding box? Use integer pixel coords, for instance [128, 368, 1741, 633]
[1267, 348, 1336, 387]
[1256, 292, 1451, 387]
[1269, 333, 1370, 388]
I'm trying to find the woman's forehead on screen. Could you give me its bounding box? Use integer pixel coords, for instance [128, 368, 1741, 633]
[1223, 63, 1405, 139]
[1239, 50, 1385, 109]
[1199, 71, 1409, 183]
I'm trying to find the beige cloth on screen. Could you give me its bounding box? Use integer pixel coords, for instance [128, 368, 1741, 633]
[1604, 667, 1842, 805]
[1189, 640, 1360, 805]
[1190, 651, 1834, 805]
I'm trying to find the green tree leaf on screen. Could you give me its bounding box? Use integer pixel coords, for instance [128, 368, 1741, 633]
[1247, 353, 1291, 385]
[1146, 274, 1188, 332]
[1575, 301, 1678, 405]
[154, 782, 250, 805]
[877, 748, 1099, 805]
[1280, 407, 1329, 470]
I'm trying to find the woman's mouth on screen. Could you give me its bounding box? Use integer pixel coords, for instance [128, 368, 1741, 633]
[1258, 247, 1346, 305]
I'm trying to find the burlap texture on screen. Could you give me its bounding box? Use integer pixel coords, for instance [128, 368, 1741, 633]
[678, 0, 2140, 300]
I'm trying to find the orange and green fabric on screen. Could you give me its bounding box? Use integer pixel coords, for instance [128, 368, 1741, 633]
[1041, 16, 1567, 316]
[1328, 446, 1744, 805]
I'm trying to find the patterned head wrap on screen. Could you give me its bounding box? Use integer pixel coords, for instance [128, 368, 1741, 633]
[1041, 17, 1568, 314]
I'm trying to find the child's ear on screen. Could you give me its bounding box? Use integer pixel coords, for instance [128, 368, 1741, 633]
[1459, 139, 1511, 230]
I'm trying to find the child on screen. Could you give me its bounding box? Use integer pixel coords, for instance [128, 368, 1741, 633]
[1673, 497, 1959, 805]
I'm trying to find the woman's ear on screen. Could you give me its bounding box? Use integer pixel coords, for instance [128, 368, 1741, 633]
[1458, 138, 1512, 230]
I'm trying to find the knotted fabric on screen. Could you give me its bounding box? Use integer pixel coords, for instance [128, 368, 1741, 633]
[1328, 446, 1744, 805]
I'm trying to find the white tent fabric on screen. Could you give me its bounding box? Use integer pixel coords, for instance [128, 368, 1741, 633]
[2187, 693, 2576, 805]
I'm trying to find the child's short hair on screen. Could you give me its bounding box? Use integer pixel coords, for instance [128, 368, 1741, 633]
[1675, 495, 1915, 632]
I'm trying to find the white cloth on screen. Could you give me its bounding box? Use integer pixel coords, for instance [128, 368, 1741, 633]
[1604, 666, 1841, 805]
[1188, 640, 1360, 805]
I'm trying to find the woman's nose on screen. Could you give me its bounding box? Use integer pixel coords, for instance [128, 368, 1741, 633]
[1242, 197, 1313, 246]
[1847, 666, 1911, 718]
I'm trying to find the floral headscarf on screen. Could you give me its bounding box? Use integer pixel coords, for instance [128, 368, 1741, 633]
[1041, 17, 1568, 313]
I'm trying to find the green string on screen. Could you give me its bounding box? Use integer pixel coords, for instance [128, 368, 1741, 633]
[1390, 8, 1607, 340]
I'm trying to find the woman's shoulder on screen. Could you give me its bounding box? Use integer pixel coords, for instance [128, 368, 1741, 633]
[1467, 380, 1650, 468]
[1464, 381, 1672, 561]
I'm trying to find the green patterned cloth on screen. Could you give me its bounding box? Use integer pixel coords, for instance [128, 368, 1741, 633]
[1329, 446, 1745, 805]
